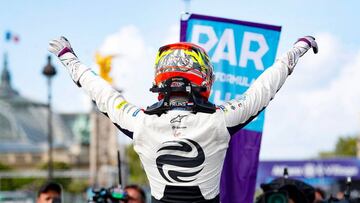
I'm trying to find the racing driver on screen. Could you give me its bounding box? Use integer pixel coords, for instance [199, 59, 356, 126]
[48, 35, 318, 203]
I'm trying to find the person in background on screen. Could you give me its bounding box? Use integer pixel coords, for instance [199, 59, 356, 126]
[314, 187, 326, 202]
[124, 184, 147, 203]
[36, 181, 62, 203]
[336, 191, 345, 200]
[255, 177, 316, 203]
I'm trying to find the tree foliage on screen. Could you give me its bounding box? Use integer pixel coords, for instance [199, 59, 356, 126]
[0, 161, 12, 171]
[335, 136, 357, 156]
[319, 135, 358, 158]
[37, 161, 72, 190]
[0, 161, 35, 190]
[125, 144, 148, 185]
[0, 161, 85, 192]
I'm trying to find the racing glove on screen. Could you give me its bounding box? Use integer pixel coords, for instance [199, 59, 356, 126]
[285, 36, 318, 74]
[48, 36, 90, 85]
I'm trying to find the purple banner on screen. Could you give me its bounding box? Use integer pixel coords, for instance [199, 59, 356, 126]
[257, 159, 360, 186]
[180, 13, 281, 203]
[220, 130, 262, 203]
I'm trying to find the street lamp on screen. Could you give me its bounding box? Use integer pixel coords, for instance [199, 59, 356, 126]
[42, 55, 57, 180]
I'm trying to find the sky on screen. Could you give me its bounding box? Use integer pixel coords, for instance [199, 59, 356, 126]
[0, 0, 359, 160]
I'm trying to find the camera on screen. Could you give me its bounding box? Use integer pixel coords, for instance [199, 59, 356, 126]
[257, 169, 360, 203]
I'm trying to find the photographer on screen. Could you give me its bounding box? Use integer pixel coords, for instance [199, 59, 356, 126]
[36, 181, 62, 203]
[255, 177, 315, 203]
[257, 174, 360, 203]
[314, 187, 326, 202]
[123, 185, 146, 203]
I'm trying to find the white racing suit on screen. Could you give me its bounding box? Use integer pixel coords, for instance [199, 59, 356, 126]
[59, 46, 301, 203]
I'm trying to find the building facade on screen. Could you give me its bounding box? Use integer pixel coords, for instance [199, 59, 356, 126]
[0, 53, 124, 188]
[0, 53, 82, 168]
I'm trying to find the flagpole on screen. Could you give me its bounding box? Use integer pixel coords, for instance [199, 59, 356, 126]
[183, 0, 191, 13]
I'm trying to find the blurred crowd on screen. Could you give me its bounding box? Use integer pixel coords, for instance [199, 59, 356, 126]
[255, 176, 360, 203]
[36, 178, 360, 203]
[36, 181, 146, 203]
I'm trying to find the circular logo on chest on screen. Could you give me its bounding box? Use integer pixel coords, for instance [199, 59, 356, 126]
[156, 138, 205, 183]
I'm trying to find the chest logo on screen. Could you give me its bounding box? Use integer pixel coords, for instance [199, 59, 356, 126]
[156, 139, 205, 183]
[170, 115, 187, 123]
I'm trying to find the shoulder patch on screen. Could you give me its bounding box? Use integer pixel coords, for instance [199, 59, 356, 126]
[218, 105, 228, 113]
[115, 101, 128, 109]
[132, 109, 141, 117]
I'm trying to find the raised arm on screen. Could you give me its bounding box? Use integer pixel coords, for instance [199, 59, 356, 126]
[48, 37, 143, 138]
[222, 36, 318, 134]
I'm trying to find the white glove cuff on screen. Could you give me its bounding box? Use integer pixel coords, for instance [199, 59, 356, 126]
[293, 41, 310, 57]
[278, 50, 299, 75]
[59, 52, 91, 85]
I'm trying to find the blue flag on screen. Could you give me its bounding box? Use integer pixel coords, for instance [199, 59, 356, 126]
[5, 31, 11, 41]
[180, 13, 281, 202]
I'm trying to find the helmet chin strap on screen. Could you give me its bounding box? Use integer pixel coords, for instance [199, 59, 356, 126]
[145, 77, 216, 116]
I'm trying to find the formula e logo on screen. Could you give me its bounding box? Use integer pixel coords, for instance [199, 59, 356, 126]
[156, 139, 205, 183]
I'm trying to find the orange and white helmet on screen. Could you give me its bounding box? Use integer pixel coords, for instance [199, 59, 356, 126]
[153, 42, 214, 100]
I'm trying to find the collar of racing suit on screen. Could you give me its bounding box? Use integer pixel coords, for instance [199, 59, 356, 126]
[145, 94, 216, 115]
[146, 77, 216, 115]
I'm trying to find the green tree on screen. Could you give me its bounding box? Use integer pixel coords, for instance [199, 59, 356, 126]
[0, 161, 89, 194]
[335, 136, 357, 156]
[125, 144, 148, 185]
[67, 179, 89, 194]
[37, 161, 72, 190]
[319, 135, 358, 158]
[0, 162, 12, 170]
[0, 161, 35, 191]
